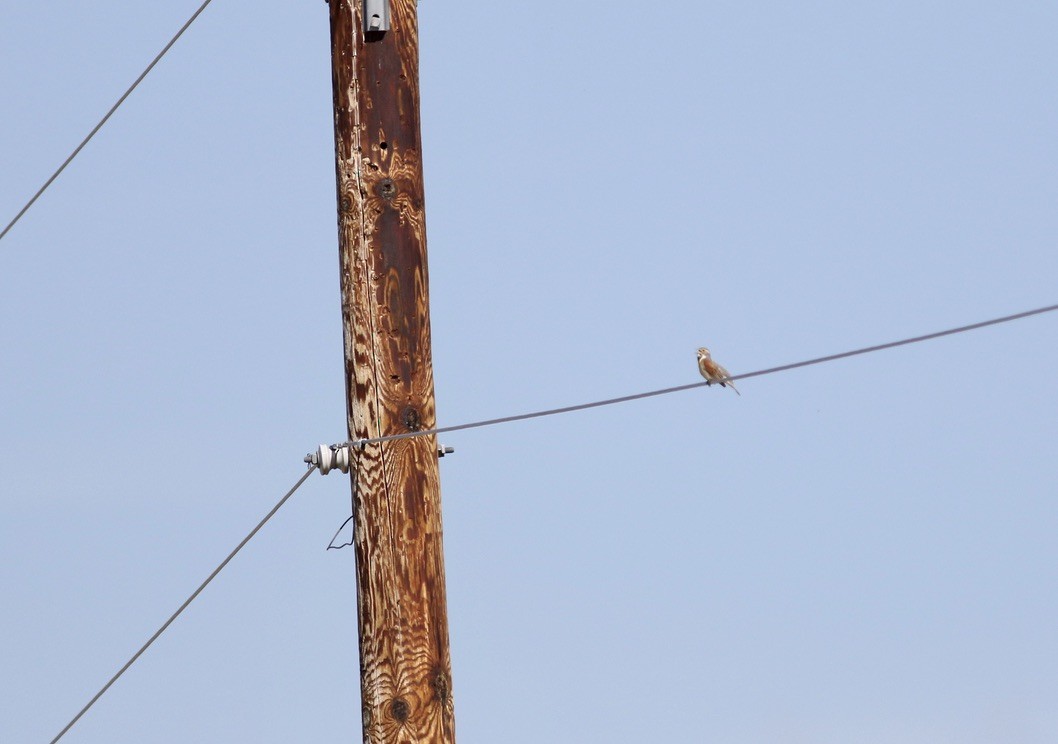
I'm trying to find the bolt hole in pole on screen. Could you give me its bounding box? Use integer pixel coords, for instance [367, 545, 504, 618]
[377, 178, 397, 200]
[380, 141, 388, 151]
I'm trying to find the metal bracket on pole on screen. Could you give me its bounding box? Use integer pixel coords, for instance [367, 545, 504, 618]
[364, 0, 390, 32]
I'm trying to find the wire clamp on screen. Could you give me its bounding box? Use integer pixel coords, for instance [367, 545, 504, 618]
[438, 445, 455, 458]
[304, 443, 352, 475]
[364, 0, 390, 32]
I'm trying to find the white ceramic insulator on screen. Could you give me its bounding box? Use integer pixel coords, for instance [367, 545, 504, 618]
[316, 444, 351, 475]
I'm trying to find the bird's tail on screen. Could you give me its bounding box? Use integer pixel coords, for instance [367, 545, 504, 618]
[723, 380, 741, 396]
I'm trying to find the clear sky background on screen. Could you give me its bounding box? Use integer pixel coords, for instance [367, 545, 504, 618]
[3, 2, 1058, 742]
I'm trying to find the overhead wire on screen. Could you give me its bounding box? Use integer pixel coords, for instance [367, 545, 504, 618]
[1, 0, 216, 244]
[49, 464, 317, 744]
[43, 301, 1058, 739]
[341, 302, 1058, 449]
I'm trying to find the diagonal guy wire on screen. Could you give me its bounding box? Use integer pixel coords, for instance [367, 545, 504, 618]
[49, 464, 317, 744]
[1, 0, 216, 244]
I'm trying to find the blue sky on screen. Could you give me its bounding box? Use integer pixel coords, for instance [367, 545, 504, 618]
[3, 2, 1058, 741]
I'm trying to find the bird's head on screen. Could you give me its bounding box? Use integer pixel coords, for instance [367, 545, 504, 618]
[697, 347, 711, 359]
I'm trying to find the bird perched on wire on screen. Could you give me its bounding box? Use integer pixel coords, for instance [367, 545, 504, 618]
[697, 347, 740, 395]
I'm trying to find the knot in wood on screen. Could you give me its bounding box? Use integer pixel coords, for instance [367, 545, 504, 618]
[389, 697, 410, 723]
[433, 669, 451, 707]
[402, 406, 422, 431]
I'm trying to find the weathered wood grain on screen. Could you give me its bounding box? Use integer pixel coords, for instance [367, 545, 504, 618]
[328, 2, 454, 742]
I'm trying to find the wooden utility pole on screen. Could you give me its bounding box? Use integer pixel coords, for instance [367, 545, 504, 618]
[327, 2, 454, 742]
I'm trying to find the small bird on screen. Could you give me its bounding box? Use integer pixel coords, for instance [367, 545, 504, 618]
[697, 347, 740, 395]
